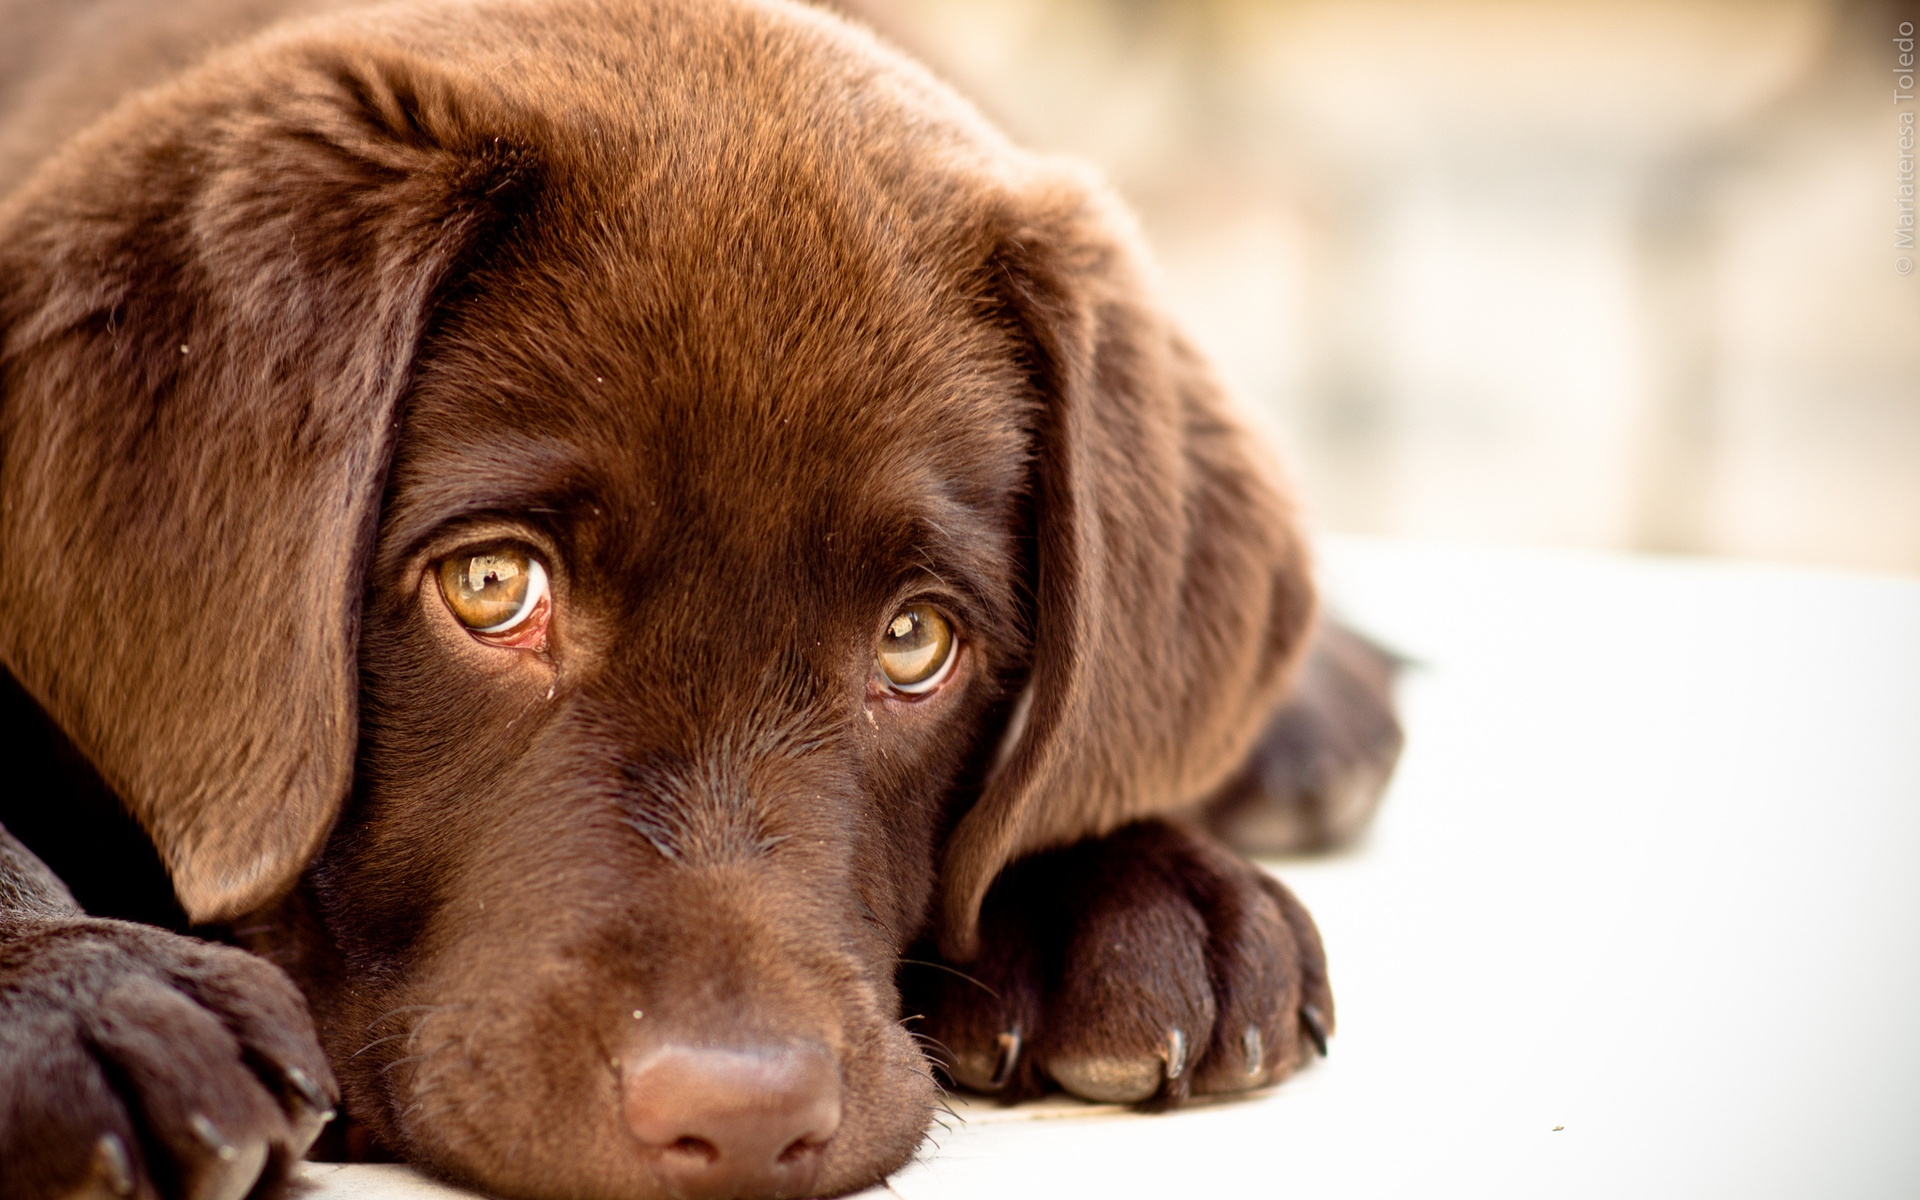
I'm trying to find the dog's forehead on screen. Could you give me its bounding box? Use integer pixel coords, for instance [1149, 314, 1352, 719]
[394, 200, 1031, 571]
[385, 0, 1039, 568]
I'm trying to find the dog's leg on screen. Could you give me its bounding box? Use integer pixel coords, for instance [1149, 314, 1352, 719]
[906, 819, 1331, 1107]
[0, 824, 337, 1200]
[907, 621, 1393, 1107]
[1193, 617, 1405, 857]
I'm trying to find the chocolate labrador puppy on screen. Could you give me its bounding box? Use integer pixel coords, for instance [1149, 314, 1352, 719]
[0, 1, 1402, 1198]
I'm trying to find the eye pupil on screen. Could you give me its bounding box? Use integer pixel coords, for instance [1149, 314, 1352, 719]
[471, 560, 518, 592]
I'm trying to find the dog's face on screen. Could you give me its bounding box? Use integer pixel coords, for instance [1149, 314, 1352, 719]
[0, 1, 1319, 1197]
[308, 176, 1039, 1190]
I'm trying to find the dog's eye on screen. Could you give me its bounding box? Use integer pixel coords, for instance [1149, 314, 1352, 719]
[438, 549, 549, 636]
[877, 604, 956, 694]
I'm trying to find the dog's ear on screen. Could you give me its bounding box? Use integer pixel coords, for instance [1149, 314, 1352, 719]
[0, 37, 541, 922]
[940, 172, 1317, 960]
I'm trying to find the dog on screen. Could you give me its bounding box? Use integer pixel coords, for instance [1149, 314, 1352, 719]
[0, 1, 1403, 1198]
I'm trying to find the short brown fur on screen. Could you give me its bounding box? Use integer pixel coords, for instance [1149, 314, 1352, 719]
[0, 2, 1401, 1198]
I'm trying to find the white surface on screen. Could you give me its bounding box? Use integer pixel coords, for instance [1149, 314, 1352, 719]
[298, 537, 1920, 1199]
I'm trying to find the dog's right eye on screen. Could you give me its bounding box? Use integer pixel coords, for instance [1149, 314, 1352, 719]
[877, 604, 957, 694]
[437, 548, 550, 641]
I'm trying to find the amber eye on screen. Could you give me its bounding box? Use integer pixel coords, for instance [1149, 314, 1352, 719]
[437, 548, 548, 635]
[877, 603, 956, 694]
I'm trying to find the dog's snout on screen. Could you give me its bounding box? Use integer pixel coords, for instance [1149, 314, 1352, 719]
[623, 1042, 842, 1198]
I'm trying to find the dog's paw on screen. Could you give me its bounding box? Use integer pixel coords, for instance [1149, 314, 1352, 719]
[907, 820, 1330, 1107]
[1199, 619, 1405, 856]
[0, 916, 337, 1200]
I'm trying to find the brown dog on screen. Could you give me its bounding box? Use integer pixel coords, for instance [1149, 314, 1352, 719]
[0, 1, 1402, 1198]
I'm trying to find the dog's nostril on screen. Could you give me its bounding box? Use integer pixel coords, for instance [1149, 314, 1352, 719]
[668, 1135, 719, 1163]
[623, 1041, 841, 1196]
[777, 1136, 826, 1165]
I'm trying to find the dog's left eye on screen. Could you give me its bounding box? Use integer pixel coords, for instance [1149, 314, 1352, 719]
[438, 548, 549, 638]
[877, 604, 957, 694]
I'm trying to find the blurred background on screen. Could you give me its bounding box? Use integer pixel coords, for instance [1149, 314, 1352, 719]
[861, 0, 1920, 575]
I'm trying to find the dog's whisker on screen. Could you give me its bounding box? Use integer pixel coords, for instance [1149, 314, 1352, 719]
[349, 1031, 416, 1059]
[906, 1032, 960, 1064]
[379, 1052, 438, 1075]
[405, 1012, 456, 1055]
[365, 1003, 452, 1032]
[895, 958, 1001, 1001]
[398, 1100, 458, 1129]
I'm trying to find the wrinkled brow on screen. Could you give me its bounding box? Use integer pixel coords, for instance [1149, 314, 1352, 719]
[799, 457, 1029, 619]
[374, 431, 601, 572]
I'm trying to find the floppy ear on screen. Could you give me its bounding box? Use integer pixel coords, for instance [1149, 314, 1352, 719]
[0, 34, 541, 922]
[940, 171, 1317, 960]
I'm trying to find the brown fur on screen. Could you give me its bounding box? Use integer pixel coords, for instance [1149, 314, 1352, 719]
[0, 2, 1401, 1198]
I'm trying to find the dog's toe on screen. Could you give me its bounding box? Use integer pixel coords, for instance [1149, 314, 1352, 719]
[0, 917, 337, 1200]
[908, 819, 1330, 1109]
[1038, 864, 1214, 1104]
[909, 924, 1046, 1098]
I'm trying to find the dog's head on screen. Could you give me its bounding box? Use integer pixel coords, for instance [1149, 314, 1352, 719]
[0, 0, 1312, 1195]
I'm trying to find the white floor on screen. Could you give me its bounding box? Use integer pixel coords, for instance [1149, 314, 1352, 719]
[298, 537, 1920, 1199]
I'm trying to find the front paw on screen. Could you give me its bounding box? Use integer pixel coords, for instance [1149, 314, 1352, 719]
[907, 820, 1330, 1107]
[0, 917, 337, 1200]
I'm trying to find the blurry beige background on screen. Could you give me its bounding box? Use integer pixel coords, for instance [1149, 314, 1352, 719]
[863, 0, 1920, 574]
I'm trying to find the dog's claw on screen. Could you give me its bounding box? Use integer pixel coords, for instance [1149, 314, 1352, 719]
[91, 1133, 136, 1197]
[183, 1114, 268, 1200]
[279, 1064, 337, 1158]
[1300, 1003, 1328, 1058]
[1161, 1028, 1188, 1081]
[988, 1029, 1021, 1090]
[282, 1063, 337, 1155]
[1241, 1025, 1264, 1079]
[188, 1114, 236, 1162]
[284, 1064, 329, 1111]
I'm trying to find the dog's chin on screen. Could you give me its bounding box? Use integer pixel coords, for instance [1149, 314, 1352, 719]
[319, 935, 938, 1200]
[386, 1022, 934, 1200]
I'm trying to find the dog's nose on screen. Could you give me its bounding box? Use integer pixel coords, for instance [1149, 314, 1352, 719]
[622, 1042, 842, 1199]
